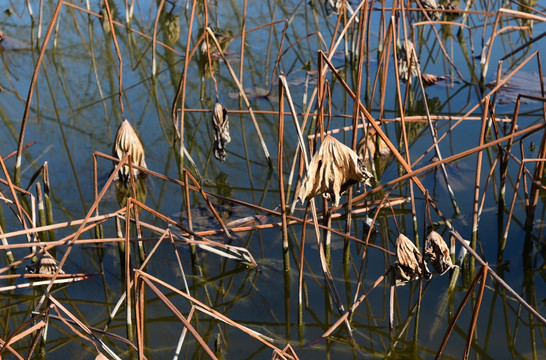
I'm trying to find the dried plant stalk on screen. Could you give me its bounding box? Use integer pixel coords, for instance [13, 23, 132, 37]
[394, 234, 431, 286]
[211, 102, 231, 161]
[297, 135, 373, 206]
[112, 120, 147, 181]
[425, 231, 456, 275]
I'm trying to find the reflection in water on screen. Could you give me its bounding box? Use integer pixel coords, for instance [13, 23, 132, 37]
[198, 27, 233, 81]
[115, 175, 148, 211]
[0, 0, 545, 358]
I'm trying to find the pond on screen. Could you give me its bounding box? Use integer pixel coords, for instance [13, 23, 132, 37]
[0, 0, 545, 359]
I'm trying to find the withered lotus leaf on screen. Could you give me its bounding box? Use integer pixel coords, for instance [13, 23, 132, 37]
[212, 102, 231, 162]
[297, 135, 373, 206]
[113, 119, 147, 181]
[425, 231, 455, 275]
[395, 234, 431, 286]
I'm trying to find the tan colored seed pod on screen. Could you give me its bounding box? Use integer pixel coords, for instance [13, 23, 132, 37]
[425, 231, 456, 275]
[27, 253, 64, 275]
[112, 119, 147, 181]
[297, 135, 373, 206]
[394, 234, 431, 286]
[211, 102, 231, 162]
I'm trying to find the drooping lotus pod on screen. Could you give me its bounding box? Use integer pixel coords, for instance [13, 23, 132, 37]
[421, 0, 443, 21]
[425, 231, 456, 275]
[297, 135, 373, 206]
[26, 253, 64, 275]
[394, 234, 431, 286]
[212, 102, 231, 162]
[397, 39, 419, 83]
[112, 119, 147, 181]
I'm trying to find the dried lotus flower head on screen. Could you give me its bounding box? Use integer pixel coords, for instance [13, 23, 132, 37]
[212, 102, 231, 162]
[397, 39, 419, 83]
[425, 231, 456, 275]
[421, 0, 443, 21]
[26, 253, 64, 275]
[394, 234, 431, 286]
[297, 135, 373, 206]
[324, 0, 343, 15]
[113, 119, 147, 182]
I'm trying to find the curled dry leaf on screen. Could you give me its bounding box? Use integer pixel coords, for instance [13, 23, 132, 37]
[297, 135, 373, 206]
[394, 234, 431, 286]
[113, 119, 147, 181]
[212, 102, 231, 162]
[425, 231, 456, 275]
[26, 253, 64, 275]
[397, 39, 419, 83]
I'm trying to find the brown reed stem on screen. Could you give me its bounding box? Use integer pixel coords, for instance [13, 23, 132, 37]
[436, 264, 485, 359]
[278, 77, 290, 271]
[151, 0, 165, 77]
[464, 263, 488, 359]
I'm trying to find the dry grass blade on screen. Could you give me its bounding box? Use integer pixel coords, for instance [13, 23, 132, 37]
[211, 101, 231, 161]
[395, 234, 431, 286]
[297, 135, 373, 206]
[0, 274, 97, 292]
[425, 231, 455, 275]
[112, 120, 147, 181]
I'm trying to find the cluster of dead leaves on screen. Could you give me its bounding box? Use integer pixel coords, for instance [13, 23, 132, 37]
[394, 231, 456, 286]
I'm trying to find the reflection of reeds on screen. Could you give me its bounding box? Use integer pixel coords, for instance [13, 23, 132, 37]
[2, 1, 546, 359]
